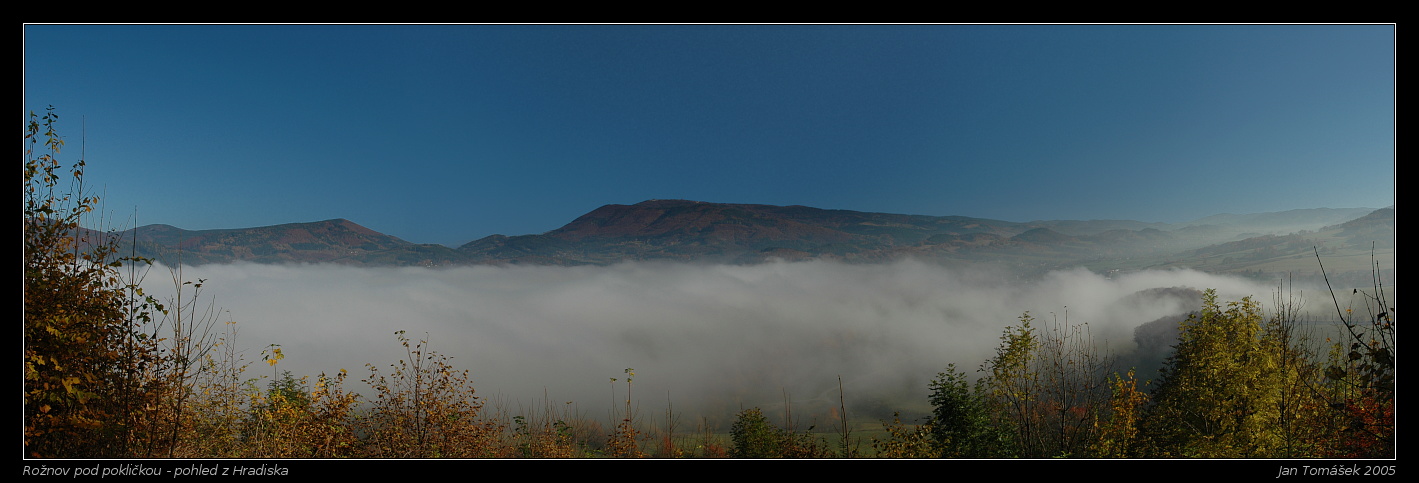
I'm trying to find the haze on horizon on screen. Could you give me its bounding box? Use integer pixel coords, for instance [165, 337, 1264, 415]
[23, 25, 1394, 247]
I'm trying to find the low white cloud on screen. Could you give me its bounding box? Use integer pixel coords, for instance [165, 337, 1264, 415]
[139, 259, 1290, 426]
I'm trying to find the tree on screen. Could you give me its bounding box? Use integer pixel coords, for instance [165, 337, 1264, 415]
[1089, 369, 1148, 457]
[1029, 312, 1112, 457]
[927, 364, 1003, 457]
[1139, 289, 1317, 457]
[966, 312, 1114, 457]
[23, 107, 160, 457]
[975, 313, 1037, 457]
[729, 407, 781, 458]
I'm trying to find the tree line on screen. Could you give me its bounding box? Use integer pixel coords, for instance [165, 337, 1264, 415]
[864, 284, 1393, 458]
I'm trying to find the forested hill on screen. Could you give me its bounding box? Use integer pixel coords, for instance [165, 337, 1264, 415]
[110, 200, 1387, 278]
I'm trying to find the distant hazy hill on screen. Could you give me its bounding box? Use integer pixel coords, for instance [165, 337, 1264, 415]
[116, 218, 464, 267]
[1333, 206, 1396, 248]
[1150, 206, 1395, 287]
[110, 201, 1391, 281]
[1181, 208, 1378, 234]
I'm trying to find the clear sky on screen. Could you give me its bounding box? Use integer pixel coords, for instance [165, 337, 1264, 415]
[24, 25, 1395, 247]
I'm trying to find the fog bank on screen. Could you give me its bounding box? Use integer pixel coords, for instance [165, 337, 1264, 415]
[141, 259, 1285, 426]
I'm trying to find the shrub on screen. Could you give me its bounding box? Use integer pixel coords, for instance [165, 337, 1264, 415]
[729, 408, 781, 458]
[23, 107, 167, 457]
[359, 331, 501, 457]
[729, 407, 828, 458]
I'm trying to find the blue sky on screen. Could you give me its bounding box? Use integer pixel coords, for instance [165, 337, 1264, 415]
[24, 25, 1394, 247]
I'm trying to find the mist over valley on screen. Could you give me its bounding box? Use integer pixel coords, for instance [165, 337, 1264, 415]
[128, 201, 1392, 426]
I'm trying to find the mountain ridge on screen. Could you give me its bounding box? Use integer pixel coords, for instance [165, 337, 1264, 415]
[106, 200, 1390, 278]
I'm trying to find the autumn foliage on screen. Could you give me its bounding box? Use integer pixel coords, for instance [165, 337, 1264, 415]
[869, 284, 1395, 459]
[24, 107, 164, 458]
